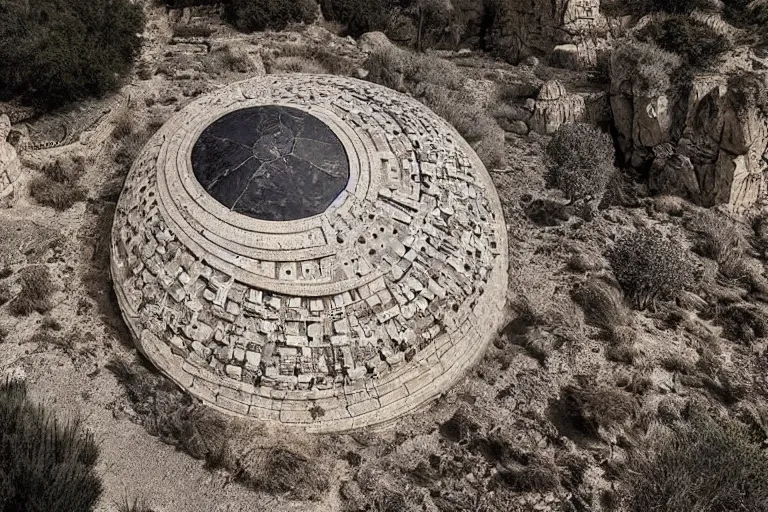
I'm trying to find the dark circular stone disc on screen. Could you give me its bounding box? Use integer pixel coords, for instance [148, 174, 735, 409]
[191, 106, 350, 221]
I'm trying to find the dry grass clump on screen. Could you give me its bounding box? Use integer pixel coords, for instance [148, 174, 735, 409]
[29, 178, 88, 211]
[114, 130, 153, 173]
[112, 110, 136, 140]
[623, 415, 768, 512]
[0, 282, 11, 306]
[30, 156, 88, 211]
[607, 228, 698, 309]
[688, 210, 745, 276]
[560, 382, 637, 435]
[10, 265, 55, 316]
[571, 278, 630, 331]
[269, 55, 327, 74]
[0, 378, 102, 511]
[234, 443, 329, 500]
[716, 302, 768, 343]
[106, 358, 227, 460]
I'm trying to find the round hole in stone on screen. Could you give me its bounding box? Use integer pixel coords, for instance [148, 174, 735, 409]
[190, 105, 350, 221]
[337, 235, 344, 244]
[369, 249, 376, 255]
[358, 236, 366, 244]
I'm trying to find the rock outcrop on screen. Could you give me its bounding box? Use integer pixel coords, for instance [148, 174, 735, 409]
[0, 115, 21, 205]
[487, 0, 611, 68]
[610, 40, 768, 211]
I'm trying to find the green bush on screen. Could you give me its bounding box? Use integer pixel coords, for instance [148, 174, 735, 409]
[224, 0, 317, 32]
[0, 379, 102, 512]
[607, 228, 698, 309]
[0, 0, 144, 110]
[624, 415, 768, 512]
[636, 15, 731, 70]
[319, 0, 393, 38]
[545, 123, 616, 203]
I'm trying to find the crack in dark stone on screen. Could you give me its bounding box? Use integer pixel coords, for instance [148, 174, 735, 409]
[191, 106, 350, 221]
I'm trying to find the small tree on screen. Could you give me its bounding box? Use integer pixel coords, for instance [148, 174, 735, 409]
[545, 123, 616, 203]
[606, 228, 698, 309]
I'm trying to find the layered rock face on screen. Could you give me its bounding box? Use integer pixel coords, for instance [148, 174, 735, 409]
[486, 0, 610, 68]
[0, 115, 21, 205]
[611, 51, 768, 211]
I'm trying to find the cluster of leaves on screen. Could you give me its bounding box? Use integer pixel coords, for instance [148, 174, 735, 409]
[636, 15, 731, 70]
[0, 0, 144, 110]
[544, 123, 616, 203]
[624, 414, 768, 512]
[224, 0, 317, 32]
[611, 0, 714, 15]
[606, 228, 698, 310]
[0, 379, 101, 512]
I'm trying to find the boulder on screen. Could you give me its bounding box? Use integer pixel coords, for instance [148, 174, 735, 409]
[357, 32, 398, 54]
[0, 115, 21, 205]
[528, 80, 586, 134]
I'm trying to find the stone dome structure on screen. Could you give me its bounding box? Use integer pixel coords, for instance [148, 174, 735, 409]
[111, 74, 508, 432]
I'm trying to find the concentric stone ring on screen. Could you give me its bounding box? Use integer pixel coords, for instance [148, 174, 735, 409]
[111, 74, 508, 432]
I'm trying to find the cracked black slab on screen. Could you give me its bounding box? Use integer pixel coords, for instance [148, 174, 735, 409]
[191, 106, 350, 221]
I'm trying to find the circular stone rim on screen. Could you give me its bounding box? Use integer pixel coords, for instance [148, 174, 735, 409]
[178, 102, 364, 229]
[188, 105, 353, 222]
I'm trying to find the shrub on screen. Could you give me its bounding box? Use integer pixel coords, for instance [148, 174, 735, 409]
[0, 0, 144, 110]
[545, 123, 615, 203]
[727, 71, 768, 117]
[624, 415, 768, 512]
[607, 228, 698, 309]
[688, 210, 745, 277]
[29, 177, 87, 211]
[319, 0, 392, 38]
[10, 266, 55, 316]
[610, 40, 682, 95]
[636, 15, 732, 70]
[0, 379, 102, 511]
[224, 0, 317, 32]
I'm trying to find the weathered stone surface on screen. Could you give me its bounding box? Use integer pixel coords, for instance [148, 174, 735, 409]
[0, 114, 21, 205]
[528, 80, 586, 134]
[488, 0, 609, 65]
[111, 75, 508, 432]
[609, 43, 768, 211]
